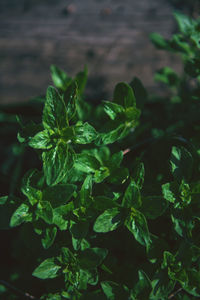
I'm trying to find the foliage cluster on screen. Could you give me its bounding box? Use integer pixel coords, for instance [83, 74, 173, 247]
[1, 12, 200, 300]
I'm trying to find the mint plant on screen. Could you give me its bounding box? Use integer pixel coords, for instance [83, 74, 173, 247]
[1, 11, 200, 300]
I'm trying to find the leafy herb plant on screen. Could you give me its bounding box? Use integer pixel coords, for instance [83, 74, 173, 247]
[1, 11, 200, 300]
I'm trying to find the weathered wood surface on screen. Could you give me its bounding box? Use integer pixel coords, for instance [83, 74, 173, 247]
[0, 0, 182, 104]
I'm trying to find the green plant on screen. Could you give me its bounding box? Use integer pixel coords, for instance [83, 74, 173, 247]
[1, 12, 200, 300]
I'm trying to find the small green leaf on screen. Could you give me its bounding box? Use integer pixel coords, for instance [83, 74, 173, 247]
[80, 175, 93, 206]
[43, 184, 77, 208]
[108, 167, 129, 184]
[42, 143, 74, 186]
[43, 86, 68, 130]
[162, 182, 177, 203]
[29, 130, 53, 149]
[60, 247, 76, 264]
[113, 82, 136, 108]
[10, 203, 31, 227]
[79, 268, 98, 288]
[94, 166, 110, 183]
[150, 33, 169, 50]
[78, 247, 108, 269]
[103, 101, 124, 120]
[50, 65, 72, 90]
[173, 11, 193, 34]
[122, 179, 142, 209]
[36, 201, 53, 224]
[182, 269, 200, 297]
[63, 81, 78, 120]
[0, 196, 8, 205]
[94, 207, 123, 233]
[129, 77, 147, 109]
[101, 281, 129, 300]
[70, 220, 89, 250]
[110, 151, 123, 168]
[93, 196, 117, 211]
[75, 66, 88, 95]
[74, 154, 101, 174]
[74, 122, 97, 144]
[140, 196, 169, 219]
[42, 227, 57, 249]
[150, 269, 175, 299]
[70, 220, 89, 240]
[125, 208, 151, 247]
[21, 169, 43, 205]
[133, 161, 145, 189]
[100, 124, 127, 145]
[170, 146, 193, 181]
[32, 258, 61, 279]
[154, 67, 179, 87]
[133, 270, 152, 299]
[53, 202, 74, 230]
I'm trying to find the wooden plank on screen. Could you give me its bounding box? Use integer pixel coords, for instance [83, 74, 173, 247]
[0, 0, 181, 104]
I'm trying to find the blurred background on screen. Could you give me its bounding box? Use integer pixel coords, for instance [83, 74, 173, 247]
[0, 0, 199, 104]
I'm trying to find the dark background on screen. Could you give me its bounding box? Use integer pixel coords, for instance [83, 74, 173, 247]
[1, 0, 197, 105]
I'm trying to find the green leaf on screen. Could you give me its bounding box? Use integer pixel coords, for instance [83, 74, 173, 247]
[182, 269, 200, 297]
[154, 67, 179, 87]
[170, 146, 193, 181]
[75, 66, 88, 95]
[70, 220, 89, 251]
[17, 122, 43, 144]
[80, 175, 93, 206]
[60, 247, 76, 264]
[122, 179, 142, 209]
[43, 86, 68, 130]
[43, 184, 77, 208]
[63, 81, 78, 120]
[129, 77, 147, 109]
[50, 65, 72, 90]
[108, 167, 129, 184]
[113, 82, 136, 108]
[100, 124, 127, 145]
[125, 208, 151, 247]
[10, 203, 31, 227]
[21, 169, 43, 205]
[36, 201, 53, 224]
[133, 270, 152, 299]
[162, 181, 177, 203]
[32, 258, 61, 279]
[74, 122, 97, 144]
[42, 227, 57, 249]
[110, 151, 123, 168]
[140, 196, 169, 219]
[74, 154, 100, 174]
[103, 101, 124, 120]
[42, 143, 74, 186]
[93, 207, 123, 233]
[94, 166, 110, 183]
[93, 196, 117, 211]
[150, 33, 169, 50]
[53, 202, 74, 230]
[70, 220, 89, 244]
[173, 11, 193, 34]
[29, 130, 53, 149]
[79, 268, 98, 288]
[171, 208, 194, 239]
[150, 269, 175, 299]
[147, 234, 169, 264]
[78, 247, 108, 269]
[101, 281, 129, 300]
[0, 196, 8, 205]
[132, 161, 145, 189]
